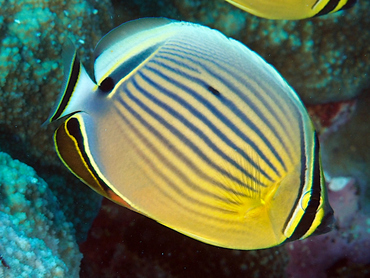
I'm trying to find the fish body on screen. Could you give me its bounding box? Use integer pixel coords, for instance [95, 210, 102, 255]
[47, 18, 334, 250]
[225, 0, 357, 20]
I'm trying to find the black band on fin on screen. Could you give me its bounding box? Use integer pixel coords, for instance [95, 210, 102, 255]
[314, 0, 340, 17]
[285, 132, 322, 242]
[51, 55, 81, 122]
[65, 117, 113, 197]
[340, 0, 357, 10]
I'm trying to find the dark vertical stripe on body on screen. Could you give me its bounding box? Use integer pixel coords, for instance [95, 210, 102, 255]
[148, 53, 201, 73]
[131, 73, 267, 188]
[162, 39, 299, 139]
[114, 107, 243, 218]
[156, 44, 294, 166]
[285, 132, 322, 241]
[139, 66, 274, 182]
[114, 90, 258, 211]
[121, 78, 262, 194]
[146, 60, 284, 177]
[306, 133, 322, 213]
[157, 48, 290, 146]
[282, 109, 307, 237]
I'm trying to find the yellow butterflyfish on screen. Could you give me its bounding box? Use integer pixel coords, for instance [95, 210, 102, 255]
[46, 18, 334, 250]
[225, 0, 357, 20]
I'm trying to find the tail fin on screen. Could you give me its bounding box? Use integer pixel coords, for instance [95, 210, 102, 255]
[43, 39, 96, 126]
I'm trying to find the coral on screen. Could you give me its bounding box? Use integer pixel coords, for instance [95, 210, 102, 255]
[286, 177, 370, 278]
[306, 99, 357, 138]
[321, 89, 370, 208]
[0, 152, 82, 277]
[80, 198, 288, 278]
[0, 0, 112, 241]
[0, 0, 114, 166]
[112, 0, 370, 104]
[39, 170, 102, 243]
[114, 0, 181, 21]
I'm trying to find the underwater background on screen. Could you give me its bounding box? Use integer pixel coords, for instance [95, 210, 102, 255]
[0, 0, 369, 277]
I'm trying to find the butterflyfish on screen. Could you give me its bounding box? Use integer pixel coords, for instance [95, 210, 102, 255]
[47, 18, 334, 250]
[225, 0, 357, 20]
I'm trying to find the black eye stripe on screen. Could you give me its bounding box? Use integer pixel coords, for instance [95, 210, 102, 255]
[100, 77, 115, 92]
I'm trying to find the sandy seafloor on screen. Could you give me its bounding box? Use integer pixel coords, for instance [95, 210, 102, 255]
[0, 0, 369, 277]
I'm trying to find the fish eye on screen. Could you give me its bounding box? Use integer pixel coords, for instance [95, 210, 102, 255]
[99, 77, 115, 93]
[300, 191, 322, 213]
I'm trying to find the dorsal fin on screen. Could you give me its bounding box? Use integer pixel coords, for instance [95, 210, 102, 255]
[93, 18, 174, 85]
[94, 17, 172, 60]
[44, 39, 96, 125]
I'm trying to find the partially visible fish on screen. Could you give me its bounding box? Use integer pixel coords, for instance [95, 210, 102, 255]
[46, 18, 334, 250]
[225, 0, 357, 20]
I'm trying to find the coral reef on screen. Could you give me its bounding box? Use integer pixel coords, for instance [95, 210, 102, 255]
[0, 152, 82, 277]
[115, 0, 181, 21]
[0, 0, 114, 166]
[306, 99, 357, 139]
[0, 0, 112, 241]
[321, 90, 370, 209]
[112, 0, 370, 104]
[80, 198, 288, 278]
